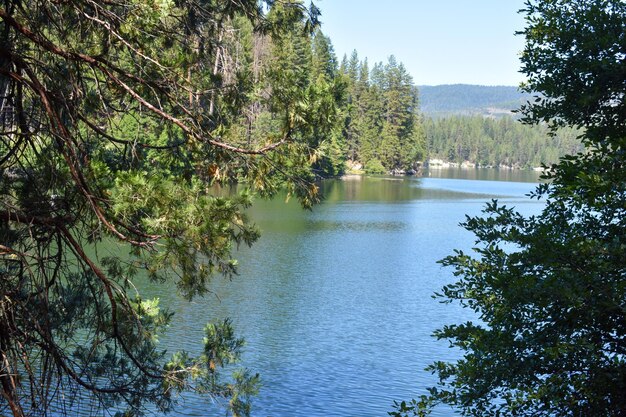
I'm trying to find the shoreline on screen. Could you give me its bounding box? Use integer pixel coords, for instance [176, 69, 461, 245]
[343, 161, 550, 178]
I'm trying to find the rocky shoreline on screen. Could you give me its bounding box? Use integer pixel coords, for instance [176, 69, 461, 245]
[344, 159, 549, 177]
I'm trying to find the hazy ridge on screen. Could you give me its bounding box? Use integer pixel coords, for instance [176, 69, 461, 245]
[419, 84, 533, 118]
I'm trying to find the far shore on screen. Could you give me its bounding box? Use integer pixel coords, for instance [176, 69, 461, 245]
[343, 159, 550, 178]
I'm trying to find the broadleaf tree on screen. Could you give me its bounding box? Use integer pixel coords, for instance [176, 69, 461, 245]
[0, 1, 324, 416]
[391, 0, 626, 416]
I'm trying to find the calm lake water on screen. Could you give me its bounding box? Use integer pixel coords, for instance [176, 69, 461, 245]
[139, 168, 544, 417]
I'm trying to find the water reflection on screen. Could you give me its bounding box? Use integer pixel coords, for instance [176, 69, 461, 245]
[425, 167, 542, 183]
[136, 172, 545, 417]
[321, 169, 541, 205]
[306, 219, 406, 232]
[321, 176, 426, 202]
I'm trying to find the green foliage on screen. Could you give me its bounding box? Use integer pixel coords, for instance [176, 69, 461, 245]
[337, 55, 423, 173]
[398, 1, 626, 416]
[210, 5, 346, 181]
[0, 1, 323, 416]
[162, 319, 259, 417]
[518, 0, 626, 142]
[424, 115, 583, 167]
[388, 399, 427, 417]
[311, 29, 337, 81]
[364, 158, 386, 174]
[315, 131, 347, 177]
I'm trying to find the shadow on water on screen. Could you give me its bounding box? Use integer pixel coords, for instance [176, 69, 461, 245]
[424, 167, 543, 183]
[99, 170, 545, 417]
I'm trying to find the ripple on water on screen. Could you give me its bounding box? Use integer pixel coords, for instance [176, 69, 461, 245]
[136, 175, 545, 417]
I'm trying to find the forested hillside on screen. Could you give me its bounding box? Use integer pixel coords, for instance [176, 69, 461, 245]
[424, 116, 584, 168]
[132, 14, 577, 176]
[419, 84, 532, 117]
[207, 25, 427, 177]
[331, 56, 582, 174]
[103, 22, 426, 177]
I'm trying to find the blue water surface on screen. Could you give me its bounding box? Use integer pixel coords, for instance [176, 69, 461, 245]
[144, 170, 545, 417]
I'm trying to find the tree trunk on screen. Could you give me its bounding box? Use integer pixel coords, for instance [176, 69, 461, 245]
[208, 30, 223, 117]
[1, 328, 24, 417]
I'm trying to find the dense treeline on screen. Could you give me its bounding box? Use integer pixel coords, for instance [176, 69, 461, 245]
[335, 52, 425, 174]
[117, 14, 582, 176]
[175, 17, 426, 176]
[247, 31, 584, 174]
[213, 25, 426, 176]
[91, 5, 586, 180]
[424, 116, 584, 168]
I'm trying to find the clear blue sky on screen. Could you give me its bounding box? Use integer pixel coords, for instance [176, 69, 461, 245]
[317, 0, 527, 86]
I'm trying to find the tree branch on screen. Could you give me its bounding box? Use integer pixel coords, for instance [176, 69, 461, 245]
[0, 6, 294, 155]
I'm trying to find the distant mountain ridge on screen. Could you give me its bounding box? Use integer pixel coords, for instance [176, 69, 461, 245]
[418, 84, 533, 118]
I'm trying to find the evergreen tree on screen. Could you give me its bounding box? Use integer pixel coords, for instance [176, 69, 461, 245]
[0, 1, 323, 416]
[309, 31, 345, 176]
[311, 29, 337, 81]
[358, 61, 387, 168]
[334, 54, 424, 174]
[352, 58, 380, 166]
[378, 57, 420, 171]
[423, 116, 582, 168]
[340, 50, 361, 162]
[393, 1, 626, 415]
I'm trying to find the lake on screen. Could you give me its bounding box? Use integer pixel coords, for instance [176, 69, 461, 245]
[141, 168, 544, 417]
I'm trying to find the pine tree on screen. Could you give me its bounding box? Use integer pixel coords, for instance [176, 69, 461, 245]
[311, 29, 337, 81]
[0, 1, 324, 416]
